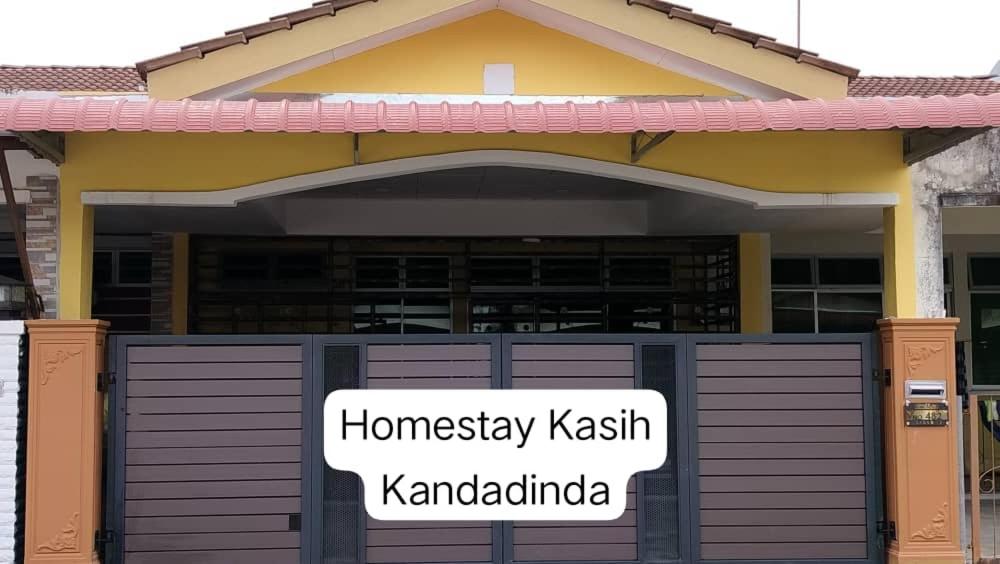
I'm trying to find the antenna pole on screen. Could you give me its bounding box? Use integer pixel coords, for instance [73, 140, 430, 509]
[796, 0, 802, 48]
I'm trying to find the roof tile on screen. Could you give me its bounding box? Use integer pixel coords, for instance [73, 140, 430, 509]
[849, 76, 1000, 97]
[272, 4, 336, 25]
[0, 66, 145, 93]
[181, 33, 247, 54]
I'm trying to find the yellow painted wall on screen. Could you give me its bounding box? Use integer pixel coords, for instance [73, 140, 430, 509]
[257, 11, 735, 97]
[58, 129, 915, 320]
[63, 130, 907, 194]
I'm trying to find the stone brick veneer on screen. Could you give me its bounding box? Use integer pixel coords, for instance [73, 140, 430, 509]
[23, 177, 57, 319]
[150, 233, 173, 334]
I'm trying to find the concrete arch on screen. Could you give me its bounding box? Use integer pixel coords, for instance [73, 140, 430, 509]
[81, 149, 897, 209]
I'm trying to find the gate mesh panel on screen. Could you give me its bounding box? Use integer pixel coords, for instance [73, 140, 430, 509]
[324, 346, 362, 564]
[642, 345, 680, 562]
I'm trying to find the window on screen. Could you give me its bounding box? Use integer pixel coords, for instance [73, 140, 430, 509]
[353, 257, 451, 334]
[772, 257, 883, 333]
[470, 255, 692, 333]
[92, 250, 153, 333]
[608, 257, 673, 288]
[771, 257, 812, 286]
[818, 257, 881, 286]
[0, 255, 23, 282]
[222, 252, 326, 289]
[191, 237, 740, 334]
[470, 257, 533, 287]
[944, 256, 955, 317]
[354, 256, 449, 290]
[539, 257, 601, 287]
[971, 256, 1000, 289]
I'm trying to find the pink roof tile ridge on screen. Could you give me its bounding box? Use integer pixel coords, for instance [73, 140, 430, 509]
[1, 95, 998, 134]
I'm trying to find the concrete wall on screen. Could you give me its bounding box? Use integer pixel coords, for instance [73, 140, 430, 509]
[911, 129, 1000, 318]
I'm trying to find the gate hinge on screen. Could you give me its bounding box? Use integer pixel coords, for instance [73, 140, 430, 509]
[877, 520, 897, 541]
[97, 371, 115, 393]
[95, 528, 114, 547]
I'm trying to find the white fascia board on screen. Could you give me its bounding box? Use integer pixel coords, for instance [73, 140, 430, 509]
[81, 150, 897, 210]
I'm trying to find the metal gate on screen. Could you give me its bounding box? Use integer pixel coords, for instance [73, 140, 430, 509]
[104, 333, 879, 564]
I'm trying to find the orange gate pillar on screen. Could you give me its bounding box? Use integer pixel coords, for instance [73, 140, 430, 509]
[879, 318, 964, 564]
[24, 320, 109, 564]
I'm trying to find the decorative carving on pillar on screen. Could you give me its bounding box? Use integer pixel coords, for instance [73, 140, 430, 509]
[40, 348, 82, 385]
[911, 503, 948, 541]
[905, 343, 945, 377]
[36, 512, 79, 552]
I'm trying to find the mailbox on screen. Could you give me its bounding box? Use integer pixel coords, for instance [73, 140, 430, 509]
[904, 380, 949, 427]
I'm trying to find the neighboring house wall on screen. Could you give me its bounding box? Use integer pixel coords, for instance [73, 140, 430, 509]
[911, 129, 1000, 317]
[0, 321, 23, 564]
[2, 151, 56, 189]
[1, 151, 59, 318]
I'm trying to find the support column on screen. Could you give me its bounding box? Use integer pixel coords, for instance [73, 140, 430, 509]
[149, 234, 173, 334]
[171, 233, 189, 335]
[56, 188, 93, 320]
[738, 233, 771, 334]
[24, 320, 108, 564]
[883, 204, 919, 319]
[879, 319, 963, 564]
[912, 176, 947, 318]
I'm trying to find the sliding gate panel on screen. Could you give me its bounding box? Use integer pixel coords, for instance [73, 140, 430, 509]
[109, 336, 312, 564]
[690, 336, 880, 564]
[503, 335, 691, 564]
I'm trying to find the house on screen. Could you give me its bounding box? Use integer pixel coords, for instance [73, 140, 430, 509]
[0, 2, 998, 564]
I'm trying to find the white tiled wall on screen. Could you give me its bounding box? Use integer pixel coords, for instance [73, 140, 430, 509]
[0, 321, 24, 564]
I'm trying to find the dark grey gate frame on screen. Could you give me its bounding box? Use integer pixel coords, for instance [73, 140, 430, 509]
[685, 333, 882, 564]
[105, 332, 881, 564]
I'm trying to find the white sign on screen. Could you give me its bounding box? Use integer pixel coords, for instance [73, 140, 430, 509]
[324, 389, 668, 521]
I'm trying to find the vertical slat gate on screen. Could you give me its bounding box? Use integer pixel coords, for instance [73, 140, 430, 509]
[364, 343, 495, 564]
[510, 344, 639, 563]
[121, 344, 305, 564]
[696, 342, 870, 561]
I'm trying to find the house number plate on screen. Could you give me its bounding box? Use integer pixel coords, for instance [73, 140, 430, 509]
[904, 402, 949, 427]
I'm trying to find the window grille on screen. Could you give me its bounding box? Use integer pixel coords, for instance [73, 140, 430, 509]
[191, 237, 739, 334]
